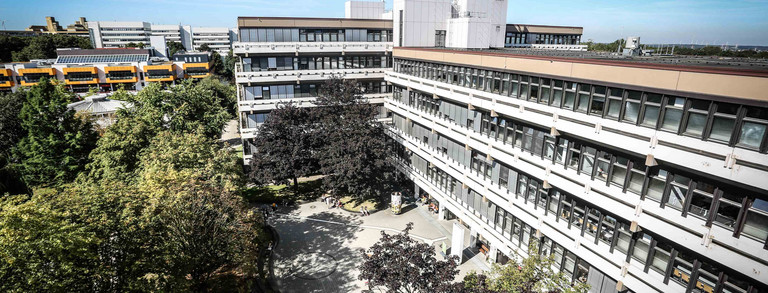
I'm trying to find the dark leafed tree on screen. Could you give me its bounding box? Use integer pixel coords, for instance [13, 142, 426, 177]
[166, 41, 185, 57]
[0, 91, 25, 158]
[15, 78, 98, 187]
[314, 76, 394, 200]
[359, 223, 460, 293]
[249, 102, 317, 192]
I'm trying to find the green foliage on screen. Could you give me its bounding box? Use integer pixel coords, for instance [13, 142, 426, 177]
[198, 44, 212, 52]
[584, 39, 624, 52]
[315, 77, 395, 200]
[359, 223, 460, 292]
[166, 41, 185, 57]
[0, 34, 92, 62]
[15, 79, 98, 187]
[487, 241, 590, 293]
[85, 80, 233, 184]
[0, 193, 99, 292]
[221, 50, 236, 82]
[124, 42, 146, 49]
[249, 102, 318, 189]
[0, 91, 25, 158]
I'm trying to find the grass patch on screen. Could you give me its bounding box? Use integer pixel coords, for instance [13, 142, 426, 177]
[340, 196, 384, 213]
[242, 179, 324, 204]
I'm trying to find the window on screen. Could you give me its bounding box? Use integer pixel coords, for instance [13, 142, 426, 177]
[435, 30, 446, 47]
[714, 191, 741, 229]
[688, 181, 716, 219]
[661, 96, 685, 132]
[738, 106, 768, 150]
[646, 170, 667, 202]
[627, 161, 645, 195]
[684, 99, 711, 137]
[742, 198, 768, 242]
[580, 146, 596, 176]
[667, 174, 691, 211]
[623, 90, 642, 124]
[606, 87, 623, 119]
[641, 93, 662, 128]
[576, 84, 590, 112]
[709, 102, 738, 142]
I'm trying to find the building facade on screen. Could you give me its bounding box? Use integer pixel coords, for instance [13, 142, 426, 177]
[0, 48, 212, 93]
[385, 47, 768, 293]
[233, 16, 394, 164]
[505, 24, 586, 51]
[88, 21, 233, 53]
[25, 16, 90, 37]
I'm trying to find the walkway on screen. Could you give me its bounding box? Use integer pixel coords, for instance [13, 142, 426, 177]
[269, 198, 491, 292]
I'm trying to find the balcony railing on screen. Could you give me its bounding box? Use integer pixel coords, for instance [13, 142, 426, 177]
[233, 41, 393, 55]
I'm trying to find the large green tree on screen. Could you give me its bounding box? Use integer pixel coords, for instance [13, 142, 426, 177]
[486, 241, 590, 293]
[15, 79, 98, 187]
[315, 77, 394, 200]
[249, 102, 318, 190]
[1, 34, 92, 62]
[0, 92, 28, 195]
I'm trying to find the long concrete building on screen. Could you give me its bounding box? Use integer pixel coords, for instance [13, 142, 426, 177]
[87, 21, 236, 55]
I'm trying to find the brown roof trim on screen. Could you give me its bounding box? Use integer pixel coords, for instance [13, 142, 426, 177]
[238, 16, 391, 22]
[396, 47, 768, 78]
[506, 23, 583, 30]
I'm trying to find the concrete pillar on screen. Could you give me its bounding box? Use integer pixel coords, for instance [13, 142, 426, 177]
[489, 246, 498, 264]
[469, 227, 478, 248]
[437, 201, 446, 220]
[413, 182, 420, 200]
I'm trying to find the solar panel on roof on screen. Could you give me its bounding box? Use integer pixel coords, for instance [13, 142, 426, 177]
[56, 54, 149, 64]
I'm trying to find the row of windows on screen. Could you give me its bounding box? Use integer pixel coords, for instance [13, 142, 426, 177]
[504, 33, 581, 45]
[241, 112, 270, 129]
[66, 72, 95, 81]
[394, 86, 768, 246]
[392, 114, 764, 293]
[241, 54, 392, 72]
[393, 59, 768, 153]
[238, 28, 393, 43]
[241, 81, 391, 101]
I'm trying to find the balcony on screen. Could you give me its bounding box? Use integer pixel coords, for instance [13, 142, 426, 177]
[63, 67, 98, 85]
[232, 41, 393, 55]
[237, 92, 392, 112]
[0, 69, 14, 88]
[236, 67, 388, 84]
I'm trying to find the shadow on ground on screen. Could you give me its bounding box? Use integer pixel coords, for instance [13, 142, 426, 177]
[271, 209, 364, 293]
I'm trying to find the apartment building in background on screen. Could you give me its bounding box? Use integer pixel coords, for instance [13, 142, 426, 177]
[0, 48, 213, 93]
[234, 3, 395, 164]
[88, 21, 235, 54]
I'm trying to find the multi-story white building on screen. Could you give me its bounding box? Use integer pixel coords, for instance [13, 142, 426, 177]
[88, 21, 233, 54]
[233, 14, 394, 164]
[191, 27, 236, 55]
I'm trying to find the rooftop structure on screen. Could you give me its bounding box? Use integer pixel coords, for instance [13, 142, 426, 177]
[25, 16, 90, 37]
[67, 94, 132, 128]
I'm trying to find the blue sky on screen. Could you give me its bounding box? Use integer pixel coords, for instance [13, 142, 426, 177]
[2, 0, 767, 45]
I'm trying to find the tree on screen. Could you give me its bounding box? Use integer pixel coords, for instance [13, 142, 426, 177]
[198, 44, 212, 52]
[0, 193, 99, 292]
[167, 41, 185, 57]
[487, 241, 590, 293]
[124, 42, 146, 49]
[196, 76, 237, 117]
[15, 78, 98, 187]
[210, 51, 225, 77]
[359, 223, 459, 293]
[4, 34, 92, 62]
[249, 102, 317, 191]
[315, 77, 394, 200]
[221, 49, 236, 82]
[0, 91, 25, 158]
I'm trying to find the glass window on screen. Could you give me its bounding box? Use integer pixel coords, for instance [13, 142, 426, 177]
[742, 198, 768, 241]
[595, 152, 611, 181]
[684, 99, 711, 137]
[611, 157, 629, 188]
[563, 91, 576, 110]
[667, 174, 690, 211]
[646, 170, 668, 202]
[580, 146, 596, 176]
[627, 162, 645, 195]
[714, 191, 741, 229]
[738, 107, 768, 149]
[651, 241, 673, 274]
[641, 93, 662, 128]
[709, 103, 738, 142]
[623, 90, 641, 124]
[688, 181, 715, 219]
[632, 233, 651, 264]
[662, 96, 685, 132]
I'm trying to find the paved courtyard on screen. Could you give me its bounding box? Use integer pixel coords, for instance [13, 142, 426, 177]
[268, 198, 492, 293]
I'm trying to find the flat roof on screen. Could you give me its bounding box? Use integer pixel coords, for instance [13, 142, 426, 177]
[393, 47, 768, 105]
[398, 47, 768, 76]
[506, 24, 584, 35]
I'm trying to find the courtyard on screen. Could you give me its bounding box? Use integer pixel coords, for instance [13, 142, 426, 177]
[267, 196, 493, 293]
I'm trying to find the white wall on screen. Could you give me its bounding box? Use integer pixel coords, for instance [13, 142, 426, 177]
[345, 1, 387, 19]
[393, 0, 507, 48]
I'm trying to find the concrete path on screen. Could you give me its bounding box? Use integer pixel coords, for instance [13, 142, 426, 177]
[269, 199, 491, 293]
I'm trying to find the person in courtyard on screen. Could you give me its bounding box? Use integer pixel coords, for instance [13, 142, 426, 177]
[360, 206, 365, 216]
